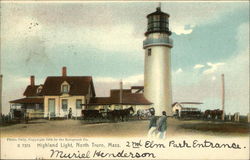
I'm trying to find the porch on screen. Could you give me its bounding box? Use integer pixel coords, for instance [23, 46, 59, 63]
[9, 97, 44, 119]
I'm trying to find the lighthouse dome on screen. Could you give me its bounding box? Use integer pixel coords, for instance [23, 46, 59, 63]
[145, 7, 172, 36]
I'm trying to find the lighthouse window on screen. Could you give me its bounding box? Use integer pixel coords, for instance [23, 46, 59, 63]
[154, 22, 160, 28]
[153, 15, 160, 21]
[148, 48, 152, 56]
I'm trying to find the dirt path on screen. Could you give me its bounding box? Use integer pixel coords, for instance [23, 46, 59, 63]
[1, 118, 249, 137]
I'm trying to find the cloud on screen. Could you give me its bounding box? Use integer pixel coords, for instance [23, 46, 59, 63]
[3, 20, 143, 54]
[14, 76, 29, 83]
[173, 22, 249, 114]
[175, 68, 183, 74]
[94, 74, 143, 84]
[93, 74, 143, 97]
[81, 24, 142, 53]
[1, 15, 43, 40]
[3, 74, 44, 89]
[123, 74, 143, 84]
[211, 76, 216, 81]
[203, 62, 225, 74]
[172, 25, 195, 35]
[1, 2, 247, 52]
[94, 77, 117, 83]
[2, 4, 144, 54]
[172, 24, 196, 35]
[193, 64, 205, 69]
[168, 2, 246, 35]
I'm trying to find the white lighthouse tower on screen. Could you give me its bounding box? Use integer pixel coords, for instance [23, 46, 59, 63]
[143, 5, 173, 116]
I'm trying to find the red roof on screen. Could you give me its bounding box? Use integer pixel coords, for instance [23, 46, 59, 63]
[10, 98, 44, 104]
[110, 89, 131, 97]
[88, 89, 152, 106]
[131, 86, 144, 89]
[23, 85, 42, 97]
[122, 93, 152, 105]
[40, 76, 95, 96]
[89, 97, 112, 105]
[172, 102, 203, 107]
[180, 102, 203, 105]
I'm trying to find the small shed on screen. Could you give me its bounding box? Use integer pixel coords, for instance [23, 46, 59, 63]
[172, 102, 203, 118]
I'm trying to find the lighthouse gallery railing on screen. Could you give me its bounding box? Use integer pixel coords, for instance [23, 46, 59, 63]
[143, 38, 173, 48]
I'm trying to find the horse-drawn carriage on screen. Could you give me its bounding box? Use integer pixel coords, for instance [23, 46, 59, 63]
[179, 110, 202, 119]
[136, 107, 155, 120]
[81, 107, 134, 122]
[172, 102, 203, 119]
[11, 109, 29, 123]
[204, 109, 223, 120]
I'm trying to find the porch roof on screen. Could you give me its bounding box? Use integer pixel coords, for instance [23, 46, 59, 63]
[10, 98, 44, 104]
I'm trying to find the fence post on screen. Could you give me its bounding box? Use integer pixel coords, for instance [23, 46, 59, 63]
[234, 112, 239, 122]
[247, 113, 250, 123]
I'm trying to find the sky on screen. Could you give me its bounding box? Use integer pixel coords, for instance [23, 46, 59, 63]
[1, 2, 249, 115]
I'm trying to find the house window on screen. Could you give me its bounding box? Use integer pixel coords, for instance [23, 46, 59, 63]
[62, 99, 68, 111]
[37, 88, 42, 93]
[37, 86, 42, 94]
[35, 104, 40, 110]
[62, 85, 69, 93]
[76, 99, 82, 109]
[148, 48, 151, 56]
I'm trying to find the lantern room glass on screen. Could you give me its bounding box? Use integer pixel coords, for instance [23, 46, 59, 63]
[147, 15, 169, 32]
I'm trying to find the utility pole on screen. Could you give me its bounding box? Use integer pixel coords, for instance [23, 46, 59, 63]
[119, 80, 123, 110]
[0, 74, 2, 115]
[158, 2, 161, 9]
[221, 74, 225, 120]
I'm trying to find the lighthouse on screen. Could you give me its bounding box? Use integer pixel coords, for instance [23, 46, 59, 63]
[143, 6, 173, 116]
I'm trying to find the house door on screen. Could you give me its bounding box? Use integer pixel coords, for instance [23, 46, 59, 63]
[48, 99, 55, 117]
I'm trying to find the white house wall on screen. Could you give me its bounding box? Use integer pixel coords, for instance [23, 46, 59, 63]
[44, 95, 85, 118]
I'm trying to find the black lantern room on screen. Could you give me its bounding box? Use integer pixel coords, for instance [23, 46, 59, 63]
[145, 7, 172, 36]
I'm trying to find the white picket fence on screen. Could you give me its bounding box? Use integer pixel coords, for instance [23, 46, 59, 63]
[226, 112, 249, 123]
[27, 112, 44, 119]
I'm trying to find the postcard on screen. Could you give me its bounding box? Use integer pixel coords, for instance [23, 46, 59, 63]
[0, 1, 249, 159]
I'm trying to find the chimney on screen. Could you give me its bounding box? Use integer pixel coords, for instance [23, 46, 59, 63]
[62, 66, 67, 77]
[30, 75, 35, 86]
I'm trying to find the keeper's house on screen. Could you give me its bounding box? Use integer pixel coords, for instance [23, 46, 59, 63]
[10, 67, 95, 118]
[10, 67, 152, 119]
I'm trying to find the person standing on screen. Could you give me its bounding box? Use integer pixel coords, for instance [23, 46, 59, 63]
[68, 108, 72, 119]
[157, 111, 167, 139]
[147, 111, 158, 138]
